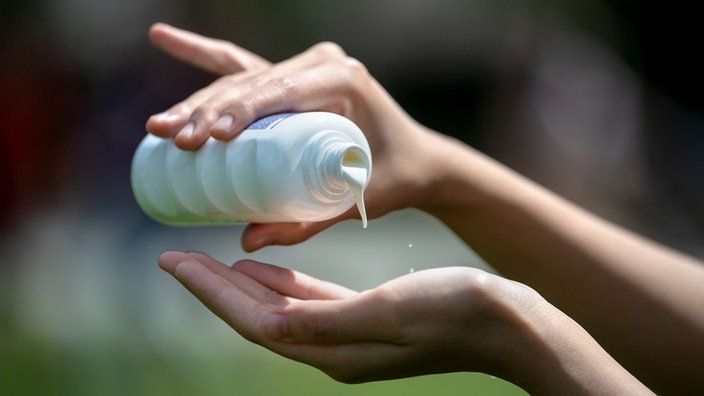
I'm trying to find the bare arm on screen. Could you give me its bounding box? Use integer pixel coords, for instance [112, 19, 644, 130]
[419, 133, 704, 394]
[146, 23, 703, 394]
[158, 251, 652, 395]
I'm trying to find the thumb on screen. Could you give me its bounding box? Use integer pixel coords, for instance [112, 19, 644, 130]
[241, 218, 343, 252]
[264, 293, 396, 344]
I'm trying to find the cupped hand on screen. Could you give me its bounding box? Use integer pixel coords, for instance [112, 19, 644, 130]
[146, 23, 442, 251]
[157, 250, 531, 384]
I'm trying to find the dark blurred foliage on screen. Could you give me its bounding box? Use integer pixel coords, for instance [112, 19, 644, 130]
[0, 0, 701, 254]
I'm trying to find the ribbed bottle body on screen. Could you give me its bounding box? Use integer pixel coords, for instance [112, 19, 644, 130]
[131, 112, 371, 226]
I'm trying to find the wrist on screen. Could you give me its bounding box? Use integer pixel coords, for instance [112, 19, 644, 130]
[485, 284, 652, 395]
[413, 131, 501, 216]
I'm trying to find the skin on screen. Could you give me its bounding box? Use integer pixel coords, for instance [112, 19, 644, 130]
[147, 22, 704, 394]
[158, 251, 648, 395]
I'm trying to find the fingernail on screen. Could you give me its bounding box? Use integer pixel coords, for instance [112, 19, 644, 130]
[211, 114, 234, 134]
[264, 314, 288, 340]
[151, 112, 180, 122]
[157, 250, 185, 273]
[178, 122, 194, 138]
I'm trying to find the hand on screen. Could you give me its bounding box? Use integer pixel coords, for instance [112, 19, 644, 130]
[157, 250, 653, 394]
[145, 23, 444, 251]
[156, 250, 532, 384]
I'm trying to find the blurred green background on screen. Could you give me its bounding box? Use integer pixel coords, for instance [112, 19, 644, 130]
[1, 0, 702, 395]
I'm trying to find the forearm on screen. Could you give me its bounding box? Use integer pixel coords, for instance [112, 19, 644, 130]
[417, 131, 704, 393]
[496, 290, 652, 395]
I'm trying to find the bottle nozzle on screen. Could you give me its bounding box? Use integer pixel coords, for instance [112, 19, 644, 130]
[305, 131, 372, 228]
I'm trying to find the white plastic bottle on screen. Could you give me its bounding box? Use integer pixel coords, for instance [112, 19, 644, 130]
[131, 112, 372, 227]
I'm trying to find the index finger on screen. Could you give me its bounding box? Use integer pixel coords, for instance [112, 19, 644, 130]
[158, 252, 268, 342]
[149, 22, 271, 75]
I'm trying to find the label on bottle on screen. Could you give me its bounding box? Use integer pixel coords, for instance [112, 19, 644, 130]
[247, 113, 296, 131]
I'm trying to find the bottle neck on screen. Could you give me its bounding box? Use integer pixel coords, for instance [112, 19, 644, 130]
[305, 131, 371, 204]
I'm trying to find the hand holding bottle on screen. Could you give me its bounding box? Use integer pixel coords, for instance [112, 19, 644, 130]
[145, 24, 704, 394]
[146, 23, 445, 251]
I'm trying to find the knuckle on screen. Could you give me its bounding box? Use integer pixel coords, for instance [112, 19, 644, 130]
[249, 72, 269, 88]
[189, 105, 220, 124]
[342, 56, 369, 79]
[226, 99, 256, 122]
[273, 75, 299, 97]
[347, 60, 371, 95]
[310, 41, 347, 59]
[333, 56, 371, 99]
[168, 100, 197, 118]
[459, 269, 495, 303]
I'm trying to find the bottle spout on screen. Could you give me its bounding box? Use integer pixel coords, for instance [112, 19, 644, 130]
[306, 132, 372, 227]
